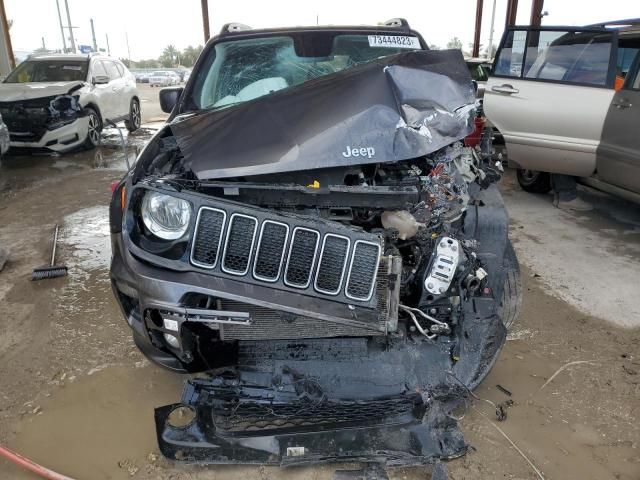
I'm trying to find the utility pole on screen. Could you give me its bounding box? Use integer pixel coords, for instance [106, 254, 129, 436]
[505, 0, 518, 27]
[63, 0, 75, 53]
[55, 0, 67, 52]
[472, 0, 483, 58]
[201, 0, 210, 43]
[125, 32, 131, 65]
[42, 37, 45, 49]
[487, 0, 497, 59]
[105, 33, 110, 56]
[90, 18, 97, 52]
[0, 0, 14, 72]
[530, 0, 544, 26]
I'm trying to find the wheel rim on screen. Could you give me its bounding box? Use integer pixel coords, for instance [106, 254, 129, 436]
[520, 169, 539, 183]
[131, 102, 141, 128]
[88, 114, 100, 145]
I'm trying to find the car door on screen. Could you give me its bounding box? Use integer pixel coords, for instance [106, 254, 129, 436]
[115, 61, 136, 113]
[484, 27, 618, 177]
[90, 59, 114, 120]
[103, 60, 127, 118]
[597, 42, 640, 193]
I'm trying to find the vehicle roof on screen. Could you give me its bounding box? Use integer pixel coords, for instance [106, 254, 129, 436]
[213, 22, 424, 44]
[27, 53, 116, 62]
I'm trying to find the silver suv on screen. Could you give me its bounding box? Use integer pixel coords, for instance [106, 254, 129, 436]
[484, 19, 640, 203]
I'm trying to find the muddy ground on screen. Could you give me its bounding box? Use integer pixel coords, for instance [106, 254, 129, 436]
[0, 123, 639, 479]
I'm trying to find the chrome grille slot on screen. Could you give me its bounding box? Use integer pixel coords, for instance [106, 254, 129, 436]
[190, 207, 227, 268]
[253, 221, 289, 282]
[346, 240, 381, 301]
[221, 214, 258, 275]
[314, 234, 350, 295]
[284, 227, 319, 288]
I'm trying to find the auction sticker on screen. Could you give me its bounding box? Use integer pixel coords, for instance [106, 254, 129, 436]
[368, 35, 421, 49]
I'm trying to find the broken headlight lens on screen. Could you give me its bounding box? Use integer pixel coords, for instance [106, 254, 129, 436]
[141, 192, 191, 240]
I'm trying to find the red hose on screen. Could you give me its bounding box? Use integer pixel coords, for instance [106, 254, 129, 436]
[0, 443, 75, 480]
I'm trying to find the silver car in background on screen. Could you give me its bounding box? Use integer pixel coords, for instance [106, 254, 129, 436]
[149, 71, 175, 87]
[484, 19, 640, 203]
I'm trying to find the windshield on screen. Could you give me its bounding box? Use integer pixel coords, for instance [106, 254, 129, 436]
[4, 60, 88, 83]
[189, 32, 424, 110]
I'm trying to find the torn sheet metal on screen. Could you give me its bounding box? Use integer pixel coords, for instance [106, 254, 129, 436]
[168, 49, 476, 180]
[154, 298, 504, 468]
[152, 185, 509, 470]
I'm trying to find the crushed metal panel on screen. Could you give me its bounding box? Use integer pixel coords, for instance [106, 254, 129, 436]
[168, 49, 476, 180]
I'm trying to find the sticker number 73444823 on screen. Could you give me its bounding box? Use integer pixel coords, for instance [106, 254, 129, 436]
[367, 35, 421, 49]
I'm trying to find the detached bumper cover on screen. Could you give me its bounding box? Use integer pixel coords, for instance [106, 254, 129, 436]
[154, 310, 504, 467]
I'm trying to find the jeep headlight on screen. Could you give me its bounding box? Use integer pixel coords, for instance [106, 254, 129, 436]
[141, 192, 191, 240]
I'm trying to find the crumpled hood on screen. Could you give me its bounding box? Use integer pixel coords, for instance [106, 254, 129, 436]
[0, 81, 85, 101]
[168, 49, 476, 180]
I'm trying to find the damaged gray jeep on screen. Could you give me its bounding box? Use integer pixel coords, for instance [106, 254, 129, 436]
[110, 19, 521, 476]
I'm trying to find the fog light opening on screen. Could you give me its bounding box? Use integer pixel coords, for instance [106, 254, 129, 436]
[167, 405, 196, 429]
[164, 333, 180, 348]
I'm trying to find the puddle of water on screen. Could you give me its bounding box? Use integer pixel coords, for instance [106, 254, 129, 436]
[61, 205, 111, 273]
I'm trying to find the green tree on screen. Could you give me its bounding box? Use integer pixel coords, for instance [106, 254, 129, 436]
[135, 58, 160, 69]
[484, 43, 497, 59]
[446, 37, 463, 50]
[159, 45, 179, 68]
[180, 45, 203, 68]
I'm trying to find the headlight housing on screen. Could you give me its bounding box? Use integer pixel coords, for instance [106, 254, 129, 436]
[141, 192, 191, 240]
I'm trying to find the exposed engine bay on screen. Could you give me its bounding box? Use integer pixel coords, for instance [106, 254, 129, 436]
[0, 84, 85, 144]
[109, 45, 519, 474]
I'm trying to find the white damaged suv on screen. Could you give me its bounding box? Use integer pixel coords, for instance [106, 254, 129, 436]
[0, 53, 140, 153]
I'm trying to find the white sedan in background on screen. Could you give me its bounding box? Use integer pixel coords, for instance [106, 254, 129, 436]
[149, 71, 176, 87]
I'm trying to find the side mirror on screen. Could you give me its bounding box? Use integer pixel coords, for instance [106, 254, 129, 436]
[93, 75, 110, 85]
[159, 87, 183, 114]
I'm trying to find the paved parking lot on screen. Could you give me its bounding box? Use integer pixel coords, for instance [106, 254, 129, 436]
[0, 115, 638, 479]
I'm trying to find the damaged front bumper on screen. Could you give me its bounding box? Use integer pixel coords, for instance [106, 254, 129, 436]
[154, 305, 504, 468]
[112, 184, 509, 468]
[8, 116, 89, 152]
[0, 93, 89, 152]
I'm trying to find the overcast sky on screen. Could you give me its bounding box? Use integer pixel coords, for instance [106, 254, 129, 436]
[5, 0, 638, 60]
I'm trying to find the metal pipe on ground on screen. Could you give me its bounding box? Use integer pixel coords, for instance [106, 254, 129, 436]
[0, 443, 76, 480]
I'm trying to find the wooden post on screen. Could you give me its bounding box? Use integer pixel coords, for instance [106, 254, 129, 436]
[201, 0, 210, 43]
[0, 0, 14, 70]
[505, 0, 518, 27]
[530, 0, 544, 26]
[472, 0, 484, 58]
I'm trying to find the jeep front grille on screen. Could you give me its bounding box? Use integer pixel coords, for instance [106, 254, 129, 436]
[284, 228, 319, 288]
[190, 205, 382, 304]
[315, 234, 350, 295]
[190, 208, 226, 268]
[253, 221, 289, 282]
[346, 241, 381, 301]
[222, 214, 257, 275]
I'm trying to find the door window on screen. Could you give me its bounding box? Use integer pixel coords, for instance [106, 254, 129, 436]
[115, 62, 125, 77]
[493, 30, 526, 77]
[493, 28, 615, 87]
[632, 63, 640, 89]
[103, 61, 121, 81]
[617, 36, 640, 88]
[92, 60, 108, 79]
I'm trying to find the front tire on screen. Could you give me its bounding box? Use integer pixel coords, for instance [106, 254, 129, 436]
[82, 108, 101, 150]
[498, 241, 522, 330]
[125, 98, 141, 132]
[516, 169, 552, 193]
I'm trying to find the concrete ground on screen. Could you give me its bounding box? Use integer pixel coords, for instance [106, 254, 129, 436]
[0, 115, 638, 479]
